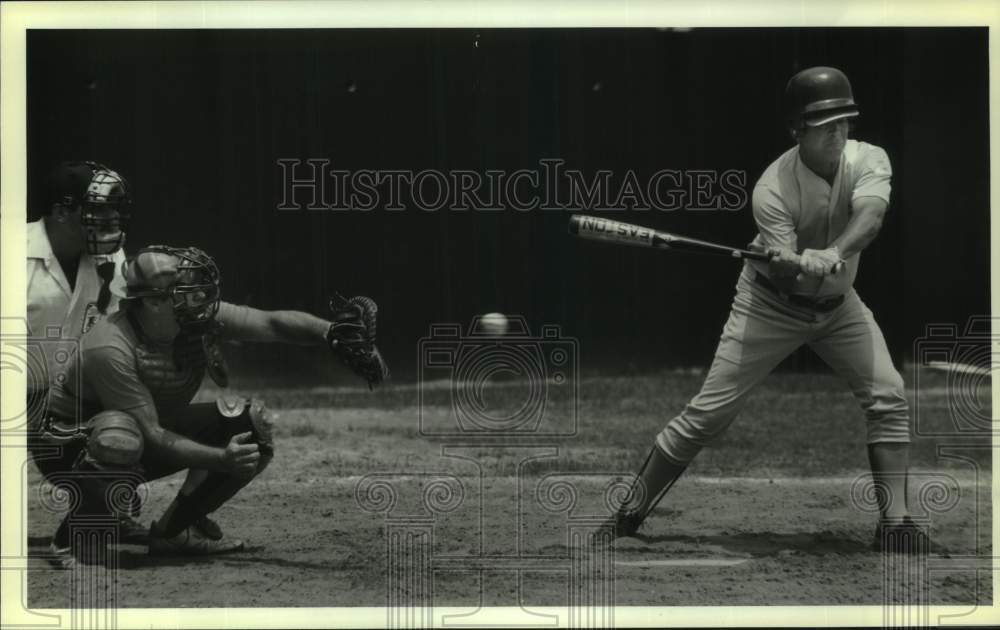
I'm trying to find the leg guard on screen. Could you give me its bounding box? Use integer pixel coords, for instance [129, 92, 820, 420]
[216, 395, 275, 472]
[85, 410, 144, 468]
[78, 411, 146, 521]
[158, 397, 275, 538]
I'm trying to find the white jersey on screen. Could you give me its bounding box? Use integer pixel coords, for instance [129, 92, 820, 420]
[748, 140, 892, 298]
[26, 219, 127, 387]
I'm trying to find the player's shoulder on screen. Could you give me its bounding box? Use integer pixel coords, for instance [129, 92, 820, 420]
[845, 140, 891, 170]
[755, 145, 798, 188]
[753, 145, 799, 207]
[81, 309, 137, 356]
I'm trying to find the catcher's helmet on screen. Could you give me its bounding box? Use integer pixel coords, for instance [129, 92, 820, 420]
[784, 66, 859, 130]
[49, 161, 132, 255]
[123, 245, 221, 329]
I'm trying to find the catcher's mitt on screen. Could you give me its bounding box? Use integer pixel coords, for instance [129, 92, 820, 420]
[327, 293, 389, 390]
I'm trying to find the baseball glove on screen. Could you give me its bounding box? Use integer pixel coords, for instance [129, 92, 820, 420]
[327, 293, 389, 390]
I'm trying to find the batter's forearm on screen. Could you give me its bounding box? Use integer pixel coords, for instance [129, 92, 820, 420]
[830, 199, 887, 259]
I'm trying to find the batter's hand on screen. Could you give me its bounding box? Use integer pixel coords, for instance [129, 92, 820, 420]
[224, 431, 260, 479]
[799, 246, 843, 277]
[749, 243, 801, 279]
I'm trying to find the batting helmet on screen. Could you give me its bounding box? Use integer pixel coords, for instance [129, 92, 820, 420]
[49, 161, 132, 255]
[784, 66, 859, 130]
[123, 245, 222, 329]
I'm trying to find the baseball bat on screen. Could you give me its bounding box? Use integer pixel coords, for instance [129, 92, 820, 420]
[567, 214, 844, 274]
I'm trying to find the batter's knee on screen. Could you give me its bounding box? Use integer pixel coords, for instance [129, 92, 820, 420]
[862, 368, 911, 443]
[866, 411, 911, 444]
[83, 410, 144, 469]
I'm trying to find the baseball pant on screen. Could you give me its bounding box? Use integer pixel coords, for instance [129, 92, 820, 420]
[656, 265, 910, 465]
[30, 403, 241, 482]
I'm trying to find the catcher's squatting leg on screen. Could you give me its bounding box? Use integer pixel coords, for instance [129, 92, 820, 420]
[41, 411, 147, 549]
[621, 270, 911, 530]
[151, 398, 275, 538]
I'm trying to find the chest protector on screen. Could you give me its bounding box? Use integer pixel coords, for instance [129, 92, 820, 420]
[130, 313, 230, 411]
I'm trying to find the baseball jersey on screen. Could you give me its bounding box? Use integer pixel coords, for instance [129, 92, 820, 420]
[47, 302, 250, 428]
[748, 139, 892, 298]
[26, 220, 127, 388]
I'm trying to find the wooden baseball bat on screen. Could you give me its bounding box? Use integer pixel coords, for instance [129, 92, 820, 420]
[567, 214, 844, 273]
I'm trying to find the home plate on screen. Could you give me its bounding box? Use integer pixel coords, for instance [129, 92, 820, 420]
[615, 558, 750, 568]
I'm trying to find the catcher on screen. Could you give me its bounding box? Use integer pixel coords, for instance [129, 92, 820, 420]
[33, 245, 388, 567]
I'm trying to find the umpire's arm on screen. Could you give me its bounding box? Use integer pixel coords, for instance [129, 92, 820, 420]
[216, 301, 329, 346]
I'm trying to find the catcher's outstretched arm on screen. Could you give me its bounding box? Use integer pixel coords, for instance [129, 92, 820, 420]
[217, 301, 330, 346]
[215, 297, 389, 389]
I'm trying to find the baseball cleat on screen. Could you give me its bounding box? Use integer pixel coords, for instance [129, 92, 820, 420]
[601, 510, 644, 539]
[194, 514, 224, 541]
[47, 541, 77, 570]
[117, 514, 150, 545]
[872, 516, 929, 554]
[148, 520, 244, 556]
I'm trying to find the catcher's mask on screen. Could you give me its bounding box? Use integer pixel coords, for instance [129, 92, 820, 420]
[50, 161, 132, 255]
[123, 245, 221, 329]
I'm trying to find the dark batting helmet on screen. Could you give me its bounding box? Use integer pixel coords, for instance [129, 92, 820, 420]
[784, 66, 859, 130]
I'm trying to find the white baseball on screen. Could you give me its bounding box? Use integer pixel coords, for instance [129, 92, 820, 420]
[481, 312, 509, 335]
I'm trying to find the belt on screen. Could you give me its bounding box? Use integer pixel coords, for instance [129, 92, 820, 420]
[753, 271, 845, 313]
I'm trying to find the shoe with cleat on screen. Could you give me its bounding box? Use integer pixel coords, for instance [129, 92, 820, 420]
[47, 541, 77, 570]
[148, 520, 244, 556]
[117, 514, 150, 545]
[193, 514, 223, 541]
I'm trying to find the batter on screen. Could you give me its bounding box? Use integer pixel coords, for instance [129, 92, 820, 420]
[607, 67, 921, 553]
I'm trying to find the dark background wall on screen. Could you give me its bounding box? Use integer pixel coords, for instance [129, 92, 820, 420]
[26, 28, 990, 382]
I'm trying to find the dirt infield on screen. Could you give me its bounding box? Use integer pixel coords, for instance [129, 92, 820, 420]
[24, 368, 993, 608]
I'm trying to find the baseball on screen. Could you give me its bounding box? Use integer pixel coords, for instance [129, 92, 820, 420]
[480, 312, 509, 335]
